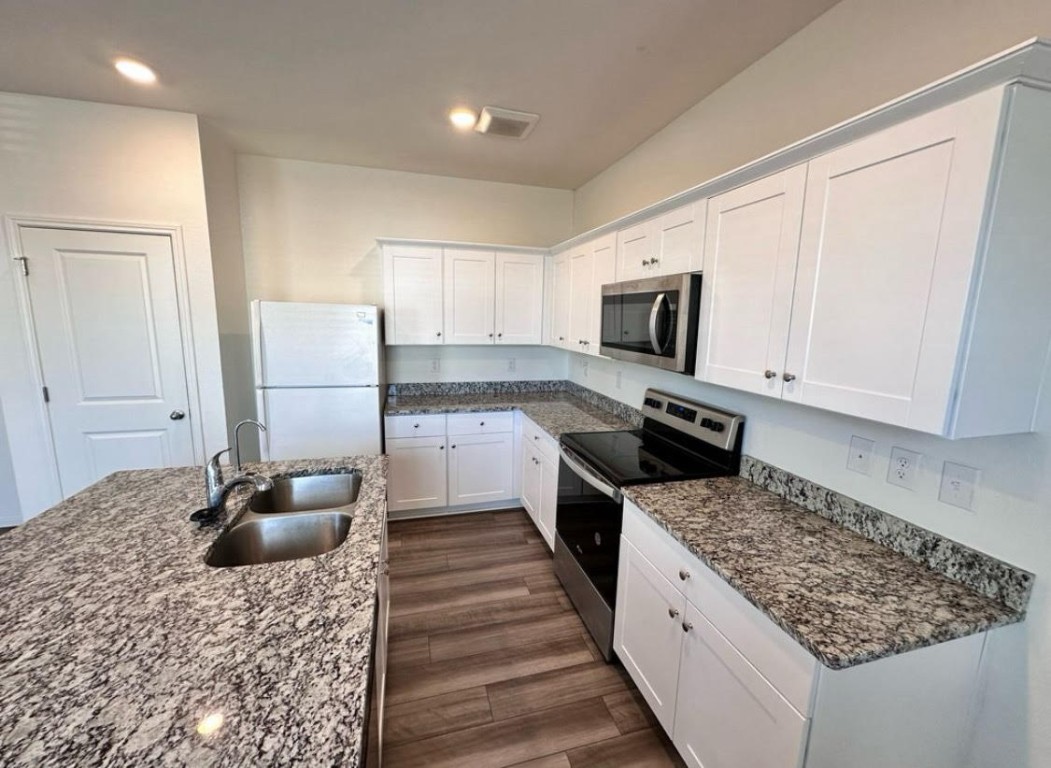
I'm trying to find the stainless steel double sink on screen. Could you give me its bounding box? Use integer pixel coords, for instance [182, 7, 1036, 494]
[206, 471, 362, 568]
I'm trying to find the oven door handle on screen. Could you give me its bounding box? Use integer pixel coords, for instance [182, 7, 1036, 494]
[560, 446, 623, 503]
[648, 292, 669, 354]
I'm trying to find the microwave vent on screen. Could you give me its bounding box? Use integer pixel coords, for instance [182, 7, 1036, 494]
[475, 106, 539, 140]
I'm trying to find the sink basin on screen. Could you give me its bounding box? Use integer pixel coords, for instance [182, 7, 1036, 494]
[249, 470, 361, 514]
[206, 510, 352, 568]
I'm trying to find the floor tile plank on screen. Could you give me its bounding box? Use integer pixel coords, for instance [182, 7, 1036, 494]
[384, 686, 493, 746]
[389, 578, 532, 618]
[428, 612, 586, 662]
[602, 690, 658, 735]
[487, 661, 628, 721]
[389, 592, 569, 638]
[566, 729, 682, 767]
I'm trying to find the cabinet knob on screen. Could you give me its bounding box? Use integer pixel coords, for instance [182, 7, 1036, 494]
[764, 370, 777, 379]
[558, 336, 565, 341]
[681, 621, 693, 633]
[489, 333, 494, 338]
[497, 333, 503, 338]
[479, 421, 485, 426]
[783, 373, 796, 383]
[640, 260, 647, 266]
[668, 607, 679, 619]
[451, 444, 456, 449]
[678, 568, 690, 581]
[413, 423, 420, 428]
[533, 435, 538, 441]
[436, 331, 442, 337]
[169, 410, 185, 420]
[649, 258, 659, 265]
[439, 445, 444, 450]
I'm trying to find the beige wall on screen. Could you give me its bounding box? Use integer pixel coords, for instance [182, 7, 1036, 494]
[238, 156, 573, 307]
[573, 0, 1051, 232]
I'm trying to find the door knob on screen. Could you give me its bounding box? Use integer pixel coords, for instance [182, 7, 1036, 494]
[783, 373, 796, 382]
[169, 410, 186, 420]
[764, 370, 777, 379]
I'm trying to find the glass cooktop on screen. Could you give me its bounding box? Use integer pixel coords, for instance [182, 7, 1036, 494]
[560, 428, 731, 487]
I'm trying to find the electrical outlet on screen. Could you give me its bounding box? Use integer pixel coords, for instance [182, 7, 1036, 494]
[846, 435, 875, 475]
[615, 370, 622, 389]
[430, 358, 440, 373]
[507, 358, 516, 373]
[886, 446, 922, 490]
[939, 461, 979, 511]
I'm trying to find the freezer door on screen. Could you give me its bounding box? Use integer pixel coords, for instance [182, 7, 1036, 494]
[260, 387, 382, 460]
[254, 301, 380, 387]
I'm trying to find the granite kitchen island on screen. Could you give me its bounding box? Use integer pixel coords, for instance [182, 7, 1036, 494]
[0, 455, 386, 767]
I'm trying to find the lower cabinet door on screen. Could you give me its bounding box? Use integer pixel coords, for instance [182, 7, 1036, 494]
[614, 538, 687, 733]
[673, 603, 808, 768]
[448, 432, 514, 505]
[386, 436, 447, 511]
[521, 441, 542, 524]
[536, 454, 558, 550]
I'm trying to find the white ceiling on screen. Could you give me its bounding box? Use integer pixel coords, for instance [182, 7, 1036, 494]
[0, 0, 840, 189]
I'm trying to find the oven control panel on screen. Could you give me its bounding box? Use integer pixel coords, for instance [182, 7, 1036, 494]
[640, 389, 742, 450]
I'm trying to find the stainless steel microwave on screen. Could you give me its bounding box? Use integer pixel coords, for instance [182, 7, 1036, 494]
[599, 272, 702, 374]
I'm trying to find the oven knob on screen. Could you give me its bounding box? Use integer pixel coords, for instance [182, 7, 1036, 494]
[710, 421, 725, 433]
[700, 418, 713, 428]
[594, 532, 602, 546]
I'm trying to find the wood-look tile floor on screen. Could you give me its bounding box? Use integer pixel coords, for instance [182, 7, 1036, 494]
[384, 509, 686, 768]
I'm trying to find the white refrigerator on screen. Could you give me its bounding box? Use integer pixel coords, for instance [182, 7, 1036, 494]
[251, 300, 384, 460]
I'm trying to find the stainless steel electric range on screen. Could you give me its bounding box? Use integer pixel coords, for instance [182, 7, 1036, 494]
[553, 389, 744, 660]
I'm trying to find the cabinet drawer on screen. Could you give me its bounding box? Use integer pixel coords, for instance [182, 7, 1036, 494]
[623, 500, 817, 715]
[446, 411, 514, 435]
[385, 414, 446, 438]
[521, 414, 560, 464]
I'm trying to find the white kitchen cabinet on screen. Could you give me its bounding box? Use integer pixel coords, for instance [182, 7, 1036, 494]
[673, 603, 808, 768]
[562, 233, 616, 357]
[698, 85, 1051, 437]
[518, 413, 561, 550]
[550, 253, 571, 349]
[698, 166, 807, 399]
[537, 453, 558, 550]
[448, 432, 514, 506]
[495, 252, 545, 345]
[614, 538, 686, 733]
[520, 440, 542, 527]
[618, 499, 993, 768]
[382, 245, 444, 344]
[616, 202, 704, 281]
[443, 248, 495, 345]
[385, 435, 447, 512]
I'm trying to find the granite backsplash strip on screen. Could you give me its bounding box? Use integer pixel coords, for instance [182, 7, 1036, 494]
[740, 456, 1033, 612]
[388, 380, 644, 427]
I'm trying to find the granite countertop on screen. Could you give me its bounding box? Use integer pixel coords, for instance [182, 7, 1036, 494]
[386, 391, 635, 437]
[623, 477, 1024, 670]
[0, 455, 386, 767]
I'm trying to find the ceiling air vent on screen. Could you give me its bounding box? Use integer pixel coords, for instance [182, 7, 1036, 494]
[474, 106, 540, 140]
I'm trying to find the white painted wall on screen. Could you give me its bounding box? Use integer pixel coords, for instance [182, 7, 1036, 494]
[388, 345, 569, 384]
[0, 92, 228, 521]
[199, 122, 257, 461]
[237, 155, 573, 307]
[572, 0, 1051, 232]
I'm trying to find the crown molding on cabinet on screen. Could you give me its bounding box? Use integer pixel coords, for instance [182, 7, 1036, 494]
[375, 237, 549, 255]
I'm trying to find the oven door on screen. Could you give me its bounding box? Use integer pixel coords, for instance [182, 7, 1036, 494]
[599, 272, 701, 374]
[554, 446, 623, 660]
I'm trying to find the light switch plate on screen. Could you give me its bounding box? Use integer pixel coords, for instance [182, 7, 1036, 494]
[939, 461, 979, 511]
[846, 435, 875, 475]
[887, 446, 922, 490]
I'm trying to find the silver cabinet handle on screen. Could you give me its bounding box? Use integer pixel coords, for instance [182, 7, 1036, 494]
[764, 370, 777, 379]
[682, 621, 693, 633]
[169, 410, 186, 420]
[679, 569, 690, 581]
[783, 373, 796, 382]
[668, 607, 679, 619]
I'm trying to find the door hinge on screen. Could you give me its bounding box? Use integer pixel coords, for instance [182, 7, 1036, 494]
[42, 386, 49, 403]
[13, 257, 29, 277]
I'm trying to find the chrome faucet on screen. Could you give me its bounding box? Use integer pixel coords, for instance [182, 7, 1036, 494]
[233, 419, 267, 472]
[192, 446, 273, 524]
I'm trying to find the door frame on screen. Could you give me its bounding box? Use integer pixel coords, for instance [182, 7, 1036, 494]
[2, 214, 208, 510]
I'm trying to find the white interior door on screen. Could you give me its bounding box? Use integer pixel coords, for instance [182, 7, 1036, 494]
[20, 227, 195, 497]
[261, 386, 382, 460]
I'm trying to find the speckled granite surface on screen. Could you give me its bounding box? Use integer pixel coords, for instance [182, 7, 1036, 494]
[740, 456, 1033, 612]
[386, 390, 635, 437]
[0, 455, 386, 767]
[623, 477, 1024, 669]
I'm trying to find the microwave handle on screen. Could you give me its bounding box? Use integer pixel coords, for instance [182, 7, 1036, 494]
[648, 292, 669, 354]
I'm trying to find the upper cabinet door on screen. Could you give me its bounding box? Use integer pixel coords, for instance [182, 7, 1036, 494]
[383, 245, 444, 345]
[697, 166, 807, 397]
[617, 220, 655, 281]
[551, 253, 572, 349]
[589, 234, 617, 356]
[567, 247, 594, 353]
[443, 249, 496, 345]
[783, 88, 1004, 430]
[653, 201, 705, 275]
[495, 252, 544, 345]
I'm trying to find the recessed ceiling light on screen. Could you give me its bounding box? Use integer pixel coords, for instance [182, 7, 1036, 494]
[114, 58, 157, 84]
[448, 107, 477, 130]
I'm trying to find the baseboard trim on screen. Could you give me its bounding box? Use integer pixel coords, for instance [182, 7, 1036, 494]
[388, 499, 523, 521]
